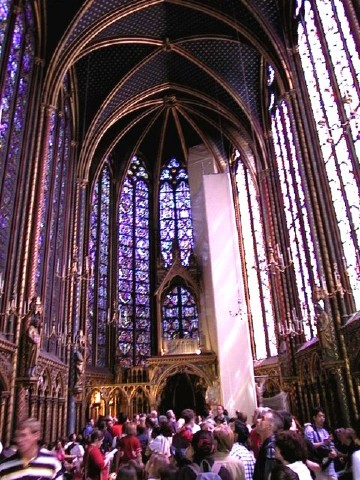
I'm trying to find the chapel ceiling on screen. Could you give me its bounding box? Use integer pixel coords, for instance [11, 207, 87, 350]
[45, 0, 294, 179]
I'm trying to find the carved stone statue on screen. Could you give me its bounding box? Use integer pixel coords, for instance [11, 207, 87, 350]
[314, 303, 335, 359]
[74, 350, 84, 385]
[74, 330, 86, 389]
[255, 377, 267, 407]
[25, 300, 42, 378]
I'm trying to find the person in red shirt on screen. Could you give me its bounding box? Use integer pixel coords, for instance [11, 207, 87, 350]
[113, 422, 143, 473]
[83, 429, 110, 480]
[111, 412, 129, 439]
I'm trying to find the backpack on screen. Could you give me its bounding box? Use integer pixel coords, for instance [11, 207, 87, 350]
[187, 460, 222, 480]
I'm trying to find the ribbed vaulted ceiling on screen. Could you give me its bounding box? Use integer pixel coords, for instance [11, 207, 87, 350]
[45, 0, 293, 179]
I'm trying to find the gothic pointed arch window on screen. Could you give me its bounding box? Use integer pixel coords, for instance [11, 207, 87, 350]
[88, 163, 111, 367]
[159, 158, 195, 268]
[162, 284, 199, 341]
[118, 156, 151, 367]
[297, 0, 360, 309]
[0, 0, 34, 286]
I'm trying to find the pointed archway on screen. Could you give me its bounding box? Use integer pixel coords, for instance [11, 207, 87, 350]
[158, 372, 207, 418]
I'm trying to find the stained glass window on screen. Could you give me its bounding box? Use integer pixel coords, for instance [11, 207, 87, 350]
[234, 151, 276, 359]
[118, 156, 151, 367]
[159, 158, 194, 267]
[0, 1, 34, 275]
[298, 0, 360, 310]
[41, 85, 72, 348]
[0, 0, 11, 62]
[35, 111, 56, 293]
[271, 100, 318, 340]
[162, 285, 199, 340]
[88, 164, 110, 366]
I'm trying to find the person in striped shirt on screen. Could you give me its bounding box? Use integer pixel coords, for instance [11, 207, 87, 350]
[0, 417, 63, 479]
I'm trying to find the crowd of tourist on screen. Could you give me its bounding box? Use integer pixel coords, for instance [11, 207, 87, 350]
[0, 405, 359, 480]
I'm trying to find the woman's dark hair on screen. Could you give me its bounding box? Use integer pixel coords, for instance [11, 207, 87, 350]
[271, 464, 299, 480]
[235, 411, 248, 423]
[137, 425, 146, 435]
[160, 464, 178, 480]
[151, 425, 161, 438]
[275, 430, 308, 463]
[278, 410, 293, 431]
[160, 422, 174, 438]
[90, 428, 104, 443]
[116, 464, 137, 480]
[191, 430, 214, 460]
[310, 406, 324, 419]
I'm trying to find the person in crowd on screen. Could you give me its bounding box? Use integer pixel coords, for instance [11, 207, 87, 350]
[270, 464, 300, 480]
[53, 438, 78, 478]
[145, 452, 170, 480]
[201, 418, 216, 433]
[83, 428, 111, 480]
[229, 421, 255, 480]
[83, 418, 95, 442]
[0, 439, 17, 460]
[249, 407, 270, 459]
[167, 410, 177, 434]
[172, 409, 195, 465]
[177, 429, 231, 480]
[0, 417, 63, 479]
[98, 417, 113, 453]
[139, 413, 147, 429]
[273, 430, 313, 480]
[352, 418, 360, 480]
[235, 412, 251, 432]
[214, 406, 230, 425]
[137, 423, 149, 463]
[112, 413, 128, 439]
[212, 424, 245, 480]
[146, 417, 157, 444]
[304, 407, 338, 480]
[160, 463, 179, 480]
[148, 422, 174, 458]
[193, 416, 202, 434]
[151, 410, 159, 425]
[115, 463, 138, 480]
[252, 409, 284, 480]
[334, 427, 360, 479]
[113, 422, 143, 472]
[278, 411, 293, 432]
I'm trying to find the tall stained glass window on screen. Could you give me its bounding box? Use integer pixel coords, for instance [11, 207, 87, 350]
[41, 80, 73, 344]
[271, 99, 318, 339]
[234, 151, 276, 359]
[162, 285, 199, 341]
[297, 0, 360, 309]
[118, 156, 151, 367]
[88, 164, 110, 366]
[159, 158, 194, 267]
[0, 0, 34, 276]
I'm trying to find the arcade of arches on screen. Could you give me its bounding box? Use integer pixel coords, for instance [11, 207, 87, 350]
[0, 0, 360, 444]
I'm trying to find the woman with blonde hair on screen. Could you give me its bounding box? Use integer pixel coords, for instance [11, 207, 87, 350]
[145, 452, 170, 480]
[213, 425, 245, 480]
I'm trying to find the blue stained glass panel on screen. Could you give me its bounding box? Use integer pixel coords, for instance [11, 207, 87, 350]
[118, 156, 150, 367]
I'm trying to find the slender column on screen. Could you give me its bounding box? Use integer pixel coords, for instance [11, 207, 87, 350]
[52, 397, 59, 441]
[28, 389, 37, 418]
[0, 392, 9, 439]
